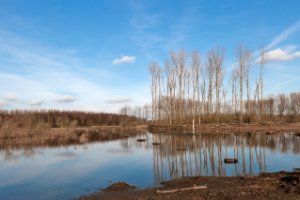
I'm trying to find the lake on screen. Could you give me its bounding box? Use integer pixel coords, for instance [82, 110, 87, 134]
[1, 132, 300, 199]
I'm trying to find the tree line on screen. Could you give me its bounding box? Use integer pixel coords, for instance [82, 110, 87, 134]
[148, 46, 300, 125]
[0, 110, 142, 131]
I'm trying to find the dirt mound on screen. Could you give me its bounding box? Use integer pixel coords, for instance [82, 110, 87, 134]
[104, 182, 135, 192]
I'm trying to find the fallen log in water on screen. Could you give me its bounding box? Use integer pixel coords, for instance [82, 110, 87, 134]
[156, 185, 207, 194]
[224, 158, 238, 164]
[294, 133, 300, 137]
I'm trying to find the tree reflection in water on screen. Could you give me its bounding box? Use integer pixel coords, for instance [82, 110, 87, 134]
[1, 132, 299, 188]
[151, 132, 300, 186]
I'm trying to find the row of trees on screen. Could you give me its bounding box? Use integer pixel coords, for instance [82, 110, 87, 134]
[149, 47, 300, 124]
[0, 110, 142, 130]
[119, 105, 150, 125]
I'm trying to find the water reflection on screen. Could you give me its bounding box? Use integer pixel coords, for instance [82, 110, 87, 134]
[0, 132, 300, 200]
[151, 132, 300, 185]
[1, 147, 39, 163]
[56, 152, 78, 160]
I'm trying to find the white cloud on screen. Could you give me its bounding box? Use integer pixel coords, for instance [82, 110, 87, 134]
[294, 51, 300, 57]
[259, 48, 300, 62]
[54, 95, 78, 103]
[0, 24, 150, 112]
[29, 100, 44, 106]
[0, 101, 8, 107]
[112, 55, 136, 65]
[266, 20, 300, 50]
[106, 97, 132, 104]
[0, 29, 123, 111]
[2, 93, 18, 102]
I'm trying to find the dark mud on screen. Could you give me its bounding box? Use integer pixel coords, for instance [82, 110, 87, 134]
[79, 171, 300, 200]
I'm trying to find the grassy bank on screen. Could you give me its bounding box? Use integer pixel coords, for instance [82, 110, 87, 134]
[148, 122, 300, 134]
[0, 125, 148, 148]
[0, 110, 147, 147]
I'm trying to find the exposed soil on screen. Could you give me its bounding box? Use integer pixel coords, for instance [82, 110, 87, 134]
[79, 171, 300, 200]
[0, 125, 148, 148]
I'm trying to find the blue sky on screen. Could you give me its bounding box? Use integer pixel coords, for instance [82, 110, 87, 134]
[0, 0, 300, 113]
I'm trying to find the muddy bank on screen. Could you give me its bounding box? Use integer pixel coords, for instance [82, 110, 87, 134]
[79, 171, 300, 200]
[148, 122, 300, 134]
[0, 125, 148, 148]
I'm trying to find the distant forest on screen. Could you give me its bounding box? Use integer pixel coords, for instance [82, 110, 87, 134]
[0, 110, 143, 131]
[145, 46, 300, 125]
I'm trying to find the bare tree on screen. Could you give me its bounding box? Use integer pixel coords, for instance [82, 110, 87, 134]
[236, 45, 252, 123]
[277, 94, 287, 117]
[244, 50, 252, 119]
[213, 48, 225, 123]
[265, 96, 275, 119]
[258, 48, 265, 122]
[231, 67, 239, 117]
[171, 50, 187, 124]
[200, 65, 207, 124]
[146, 47, 300, 126]
[289, 92, 300, 120]
[237, 47, 245, 123]
[207, 50, 215, 118]
[149, 62, 160, 124]
[164, 61, 173, 125]
[191, 51, 201, 125]
[185, 67, 192, 120]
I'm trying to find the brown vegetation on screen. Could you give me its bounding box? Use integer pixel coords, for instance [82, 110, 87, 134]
[0, 110, 147, 147]
[148, 122, 300, 134]
[0, 125, 148, 148]
[0, 125, 147, 148]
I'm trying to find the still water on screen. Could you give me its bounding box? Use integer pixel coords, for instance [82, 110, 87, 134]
[1, 132, 300, 199]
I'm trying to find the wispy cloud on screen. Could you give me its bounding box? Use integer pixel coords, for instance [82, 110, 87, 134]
[106, 97, 132, 104]
[129, 1, 198, 60]
[0, 28, 132, 111]
[266, 20, 300, 50]
[0, 101, 9, 107]
[130, 2, 161, 34]
[112, 55, 136, 64]
[55, 95, 78, 103]
[264, 70, 300, 95]
[29, 100, 44, 106]
[2, 93, 18, 102]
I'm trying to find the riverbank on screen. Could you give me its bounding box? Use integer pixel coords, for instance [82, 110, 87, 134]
[148, 122, 300, 134]
[1, 122, 300, 148]
[79, 171, 300, 200]
[0, 125, 148, 148]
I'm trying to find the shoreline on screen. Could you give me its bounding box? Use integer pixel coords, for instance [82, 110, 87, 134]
[148, 122, 300, 134]
[79, 171, 300, 200]
[0, 125, 148, 148]
[1, 122, 300, 148]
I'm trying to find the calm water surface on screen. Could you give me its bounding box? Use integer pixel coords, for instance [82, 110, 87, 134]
[1, 132, 300, 199]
